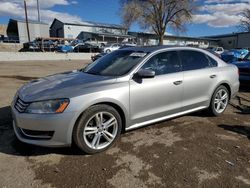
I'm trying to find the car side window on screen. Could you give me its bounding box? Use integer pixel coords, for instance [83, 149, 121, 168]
[207, 55, 218, 67]
[179, 50, 210, 71]
[141, 51, 181, 75]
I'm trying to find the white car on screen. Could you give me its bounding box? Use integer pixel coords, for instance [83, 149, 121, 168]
[212, 47, 224, 55]
[103, 43, 121, 53]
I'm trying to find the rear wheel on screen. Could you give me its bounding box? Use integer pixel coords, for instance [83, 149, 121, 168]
[209, 85, 229, 116]
[73, 105, 122, 154]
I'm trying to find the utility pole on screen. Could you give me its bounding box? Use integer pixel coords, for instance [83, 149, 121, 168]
[37, 0, 41, 22]
[24, 0, 30, 42]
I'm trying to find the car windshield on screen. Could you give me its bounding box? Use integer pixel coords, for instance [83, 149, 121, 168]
[83, 50, 148, 76]
[243, 53, 250, 61]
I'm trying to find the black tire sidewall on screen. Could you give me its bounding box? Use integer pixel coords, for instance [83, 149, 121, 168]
[73, 105, 122, 154]
[210, 85, 229, 116]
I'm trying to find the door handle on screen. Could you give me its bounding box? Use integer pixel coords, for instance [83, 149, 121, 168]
[173, 80, 183, 85]
[210, 75, 217, 78]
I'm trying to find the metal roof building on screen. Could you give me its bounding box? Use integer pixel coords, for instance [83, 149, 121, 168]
[7, 19, 49, 43]
[50, 18, 133, 43]
[204, 32, 250, 49]
[129, 32, 219, 48]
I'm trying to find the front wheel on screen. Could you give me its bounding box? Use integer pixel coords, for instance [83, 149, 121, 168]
[73, 105, 122, 154]
[209, 85, 229, 116]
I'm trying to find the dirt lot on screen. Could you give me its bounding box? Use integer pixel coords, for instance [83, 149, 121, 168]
[0, 60, 250, 188]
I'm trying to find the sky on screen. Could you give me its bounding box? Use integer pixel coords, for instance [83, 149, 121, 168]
[0, 0, 249, 37]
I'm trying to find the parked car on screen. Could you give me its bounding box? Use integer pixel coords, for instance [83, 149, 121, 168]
[231, 52, 250, 84]
[91, 52, 107, 61]
[84, 38, 106, 48]
[71, 39, 84, 46]
[210, 47, 224, 55]
[56, 45, 74, 53]
[23, 41, 40, 51]
[230, 48, 249, 59]
[221, 54, 237, 63]
[73, 43, 101, 53]
[11, 46, 239, 154]
[221, 49, 249, 62]
[103, 43, 121, 53]
[205, 49, 221, 58]
[119, 44, 137, 50]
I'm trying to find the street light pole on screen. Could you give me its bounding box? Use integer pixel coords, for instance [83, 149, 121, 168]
[37, 0, 41, 22]
[24, 0, 31, 42]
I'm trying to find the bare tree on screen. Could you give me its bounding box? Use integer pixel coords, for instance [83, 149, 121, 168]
[240, 8, 250, 32]
[120, 0, 195, 45]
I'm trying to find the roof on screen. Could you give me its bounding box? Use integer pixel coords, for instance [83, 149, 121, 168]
[51, 18, 125, 30]
[119, 46, 214, 53]
[9, 19, 48, 25]
[120, 45, 188, 53]
[78, 31, 135, 38]
[128, 31, 219, 41]
[203, 31, 250, 39]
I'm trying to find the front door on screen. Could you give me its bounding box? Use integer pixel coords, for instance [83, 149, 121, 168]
[129, 50, 183, 125]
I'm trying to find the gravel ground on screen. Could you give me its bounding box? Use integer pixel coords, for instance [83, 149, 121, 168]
[0, 60, 250, 188]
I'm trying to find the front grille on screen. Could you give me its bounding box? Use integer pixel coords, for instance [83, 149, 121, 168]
[15, 97, 29, 113]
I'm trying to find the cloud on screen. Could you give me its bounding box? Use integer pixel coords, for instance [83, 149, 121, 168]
[0, 0, 81, 24]
[204, 0, 250, 4]
[193, 13, 243, 27]
[192, 0, 250, 28]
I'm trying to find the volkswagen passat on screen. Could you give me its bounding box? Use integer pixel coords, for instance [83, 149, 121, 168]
[11, 46, 239, 154]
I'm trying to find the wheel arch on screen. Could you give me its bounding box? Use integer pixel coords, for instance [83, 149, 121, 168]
[92, 101, 127, 133]
[219, 83, 231, 99]
[71, 100, 128, 145]
[209, 81, 232, 106]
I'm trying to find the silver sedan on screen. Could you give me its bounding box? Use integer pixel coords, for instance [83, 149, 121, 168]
[11, 46, 239, 154]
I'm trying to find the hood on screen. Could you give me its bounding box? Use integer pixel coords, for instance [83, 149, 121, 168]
[18, 70, 116, 102]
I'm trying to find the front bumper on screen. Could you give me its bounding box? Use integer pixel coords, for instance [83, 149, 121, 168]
[12, 106, 77, 147]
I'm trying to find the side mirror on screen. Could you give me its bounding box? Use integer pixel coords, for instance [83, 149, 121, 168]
[135, 69, 155, 79]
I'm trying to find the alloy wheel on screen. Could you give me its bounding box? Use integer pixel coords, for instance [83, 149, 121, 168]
[83, 112, 118, 150]
[214, 88, 229, 114]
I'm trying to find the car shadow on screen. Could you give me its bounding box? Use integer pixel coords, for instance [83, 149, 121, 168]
[0, 106, 85, 156]
[218, 124, 250, 140]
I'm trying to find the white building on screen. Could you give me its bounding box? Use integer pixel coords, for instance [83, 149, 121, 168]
[7, 19, 49, 43]
[50, 18, 133, 43]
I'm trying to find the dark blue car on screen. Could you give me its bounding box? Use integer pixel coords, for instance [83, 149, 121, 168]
[231, 53, 250, 85]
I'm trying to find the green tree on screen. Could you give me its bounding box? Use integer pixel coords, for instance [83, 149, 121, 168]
[120, 0, 195, 45]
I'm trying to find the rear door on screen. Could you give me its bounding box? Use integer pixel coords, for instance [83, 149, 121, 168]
[129, 50, 183, 125]
[179, 50, 219, 111]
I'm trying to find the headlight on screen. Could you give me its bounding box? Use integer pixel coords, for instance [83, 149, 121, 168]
[25, 99, 69, 114]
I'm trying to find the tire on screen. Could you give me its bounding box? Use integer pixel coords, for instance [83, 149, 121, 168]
[209, 85, 229, 116]
[106, 49, 111, 53]
[73, 105, 122, 154]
